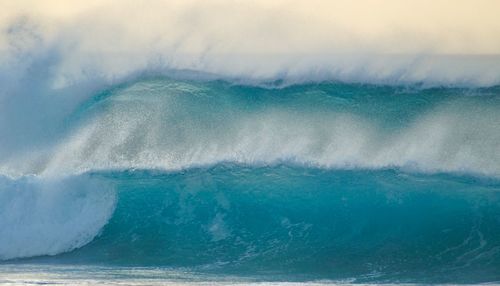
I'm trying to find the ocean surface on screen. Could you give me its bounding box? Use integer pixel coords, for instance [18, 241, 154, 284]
[1, 79, 500, 284]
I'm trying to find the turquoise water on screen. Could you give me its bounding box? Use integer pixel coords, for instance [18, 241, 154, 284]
[1, 79, 500, 284]
[11, 166, 500, 283]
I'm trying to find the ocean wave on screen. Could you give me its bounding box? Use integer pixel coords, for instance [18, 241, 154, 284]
[1, 78, 499, 178]
[6, 166, 500, 282]
[1, 2, 500, 283]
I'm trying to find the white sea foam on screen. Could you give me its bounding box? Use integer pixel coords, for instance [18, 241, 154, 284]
[0, 175, 116, 260]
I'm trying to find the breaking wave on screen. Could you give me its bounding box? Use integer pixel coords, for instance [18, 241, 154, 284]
[0, 78, 499, 283]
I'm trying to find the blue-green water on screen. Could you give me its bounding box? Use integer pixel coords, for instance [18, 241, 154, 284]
[11, 166, 500, 283]
[1, 79, 500, 284]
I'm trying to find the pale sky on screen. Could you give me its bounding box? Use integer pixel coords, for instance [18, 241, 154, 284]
[2, 0, 500, 54]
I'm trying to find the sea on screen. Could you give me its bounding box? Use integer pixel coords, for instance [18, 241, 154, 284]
[1, 78, 499, 285]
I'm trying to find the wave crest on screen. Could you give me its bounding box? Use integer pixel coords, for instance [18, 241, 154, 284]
[2, 79, 499, 178]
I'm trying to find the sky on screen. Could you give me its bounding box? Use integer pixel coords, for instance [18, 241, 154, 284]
[2, 0, 500, 54]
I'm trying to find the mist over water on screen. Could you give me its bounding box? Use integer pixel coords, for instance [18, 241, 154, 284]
[1, 1, 500, 164]
[0, 78, 499, 283]
[2, 79, 500, 178]
[1, 1, 500, 284]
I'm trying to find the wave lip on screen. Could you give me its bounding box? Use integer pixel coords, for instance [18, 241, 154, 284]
[0, 175, 116, 260]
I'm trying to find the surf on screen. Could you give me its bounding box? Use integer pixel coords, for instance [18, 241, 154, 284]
[2, 78, 500, 178]
[1, 78, 500, 283]
[2, 165, 500, 283]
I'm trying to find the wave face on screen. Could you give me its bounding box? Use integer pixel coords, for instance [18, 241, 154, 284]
[11, 166, 500, 283]
[1, 78, 500, 283]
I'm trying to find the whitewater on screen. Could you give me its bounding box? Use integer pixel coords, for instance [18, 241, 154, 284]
[1, 1, 500, 284]
[0, 78, 499, 284]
